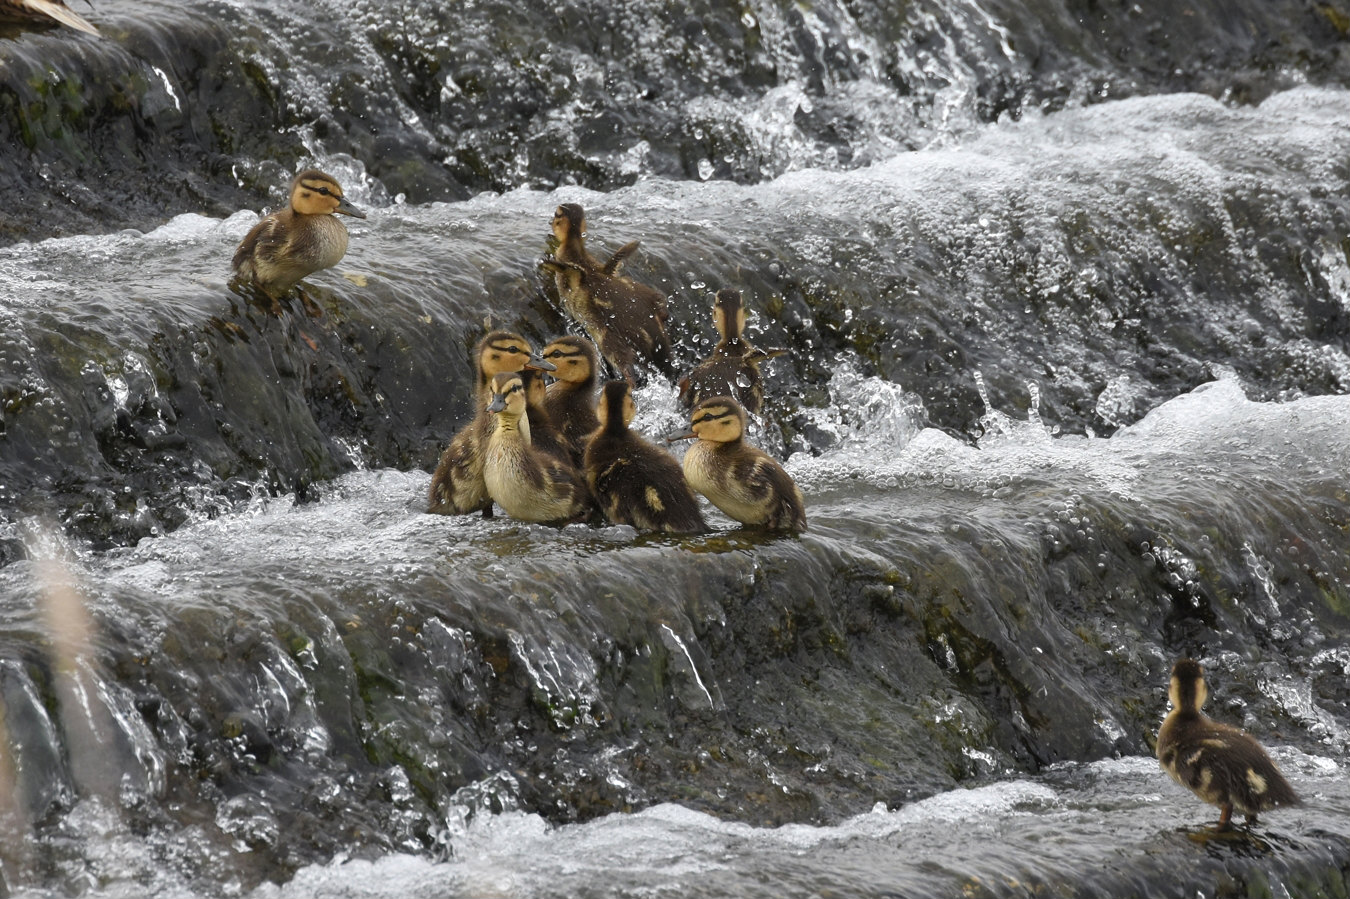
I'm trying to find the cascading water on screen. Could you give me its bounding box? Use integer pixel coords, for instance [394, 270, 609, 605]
[2, 0, 1350, 896]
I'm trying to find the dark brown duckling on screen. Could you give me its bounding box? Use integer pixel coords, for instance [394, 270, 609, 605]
[520, 367, 577, 468]
[0, 0, 97, 33]
[679, 288, 787, 416]
[428, 331, 555, 516]
[1157, 658, 1300, 828]
[584, 380, 707, 535]
[673, 396, 806, 533]
[232, 169, 366, 299]
[541, 203, 672, 384]
[483, 372, 592, 524]
[540, 335, 601, 462]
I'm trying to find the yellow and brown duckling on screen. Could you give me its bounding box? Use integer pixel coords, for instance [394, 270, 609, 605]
[232, 169, 366, 299]
[0, 0, 98, 34]
[540, 335, 601, 462]
[679, 288, 787, 416]
[483, 371, 592, 524]
[428, 331, 555, 517]
[584, 380, 707, 535]
[541, 203, 673, 384]
[674, 397, 806, 532]
[1157, 658, 1300, 828]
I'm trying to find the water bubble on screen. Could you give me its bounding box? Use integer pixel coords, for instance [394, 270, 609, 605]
[697, 159, 714, 180]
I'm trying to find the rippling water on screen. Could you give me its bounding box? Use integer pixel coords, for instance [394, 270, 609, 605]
[4, 0, 1350, 894]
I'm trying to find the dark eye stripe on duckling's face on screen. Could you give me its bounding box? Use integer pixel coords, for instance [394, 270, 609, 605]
[299, 179, 338, 198]
[691, 406, 736, 427]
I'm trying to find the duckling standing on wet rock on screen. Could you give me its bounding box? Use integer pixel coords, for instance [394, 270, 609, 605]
[585, 381, 707, 535]
[1157, 658, 1300, 828]
[541, 204, 672, 384]
[675, 397, 806, 532]
[679, 288, 787, 416]
[540, 335, 601, 463]
[0, 0, 98, 34]
[232, 170, 366, 299]
[483, 372, 592, 525]
[428, 331, 555, 517]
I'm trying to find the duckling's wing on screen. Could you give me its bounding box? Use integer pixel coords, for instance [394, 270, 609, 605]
[428, 421, 490, 514]
[602, 240, 640, 276]
[232, 213, 289, 272]
[736, 452, 806, 531]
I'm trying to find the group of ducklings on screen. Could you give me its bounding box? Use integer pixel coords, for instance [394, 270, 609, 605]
[231, 174, 1309, 832]
[225, 170, 803, 533]
[424, 327, 805, 534]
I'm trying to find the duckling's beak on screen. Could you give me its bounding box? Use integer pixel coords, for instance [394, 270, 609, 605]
[335, 196, 367, 219]
[667, 428, 697, 442]
[525, 352, 557, 372]
[487, 394, 507, 413]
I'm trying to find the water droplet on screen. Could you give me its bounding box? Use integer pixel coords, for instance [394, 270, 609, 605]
[697, 159, 714, 180]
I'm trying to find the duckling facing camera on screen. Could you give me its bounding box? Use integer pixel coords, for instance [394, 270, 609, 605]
[483, 372, 592, 525]
[0, 0, 98, 34]
[1157, 658, 1300, 828]
[679, 288, 787, 416]
[584, 381, 707, 535]
[674, 397, 806, 533]
[428, 331, 555, 517]
[541, 203, 672, 384]
[232, 169, 365, 299]
[540, 335, 601, 465]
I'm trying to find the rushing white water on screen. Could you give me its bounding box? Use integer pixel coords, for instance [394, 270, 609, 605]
[4, 75, 1350, 898]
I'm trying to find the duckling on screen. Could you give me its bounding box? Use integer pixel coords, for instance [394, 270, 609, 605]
[483, 372, 592, 524]
[232, 169, 366, 300]
[540, 335, 601, 461]
[1157, 658, 1300, 828]
[428, 331, 555, 516]
[584, 380, 707, 534]
[520, 367, 577, 468]
[0, 0, 98, 34]
[674, 397, 806, 532]
[679, 288, 787, 416]
[541, 204, 672, 384]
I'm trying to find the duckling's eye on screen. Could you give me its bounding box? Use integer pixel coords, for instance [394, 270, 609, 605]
[318, 187, 333, 196]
